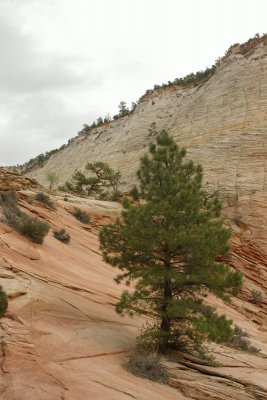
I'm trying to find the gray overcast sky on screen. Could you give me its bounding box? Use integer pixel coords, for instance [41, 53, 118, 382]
[0, 0, 266, 165]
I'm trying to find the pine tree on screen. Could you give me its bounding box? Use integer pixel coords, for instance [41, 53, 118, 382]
[99, 131, 242, 353]
[0, 286, 8, 318]
[118, 101, 130, 117]
[85, 161, 121, 197]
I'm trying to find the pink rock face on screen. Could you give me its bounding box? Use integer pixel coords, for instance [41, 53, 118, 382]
[0, 192, 266, 400]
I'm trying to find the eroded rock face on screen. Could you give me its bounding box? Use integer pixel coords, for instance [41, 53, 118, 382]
[27, 38, 267, 252]
[0, 168, 41, 191]
[0, 192, 266, 400]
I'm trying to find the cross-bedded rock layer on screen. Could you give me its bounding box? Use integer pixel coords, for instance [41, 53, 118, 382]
[0, 192, 266, 400]
[27, 38, 267, 252]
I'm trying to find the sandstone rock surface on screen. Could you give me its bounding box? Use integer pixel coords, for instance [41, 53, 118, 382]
[27, 37, 267, 252]
[0, 191, 266, 399]
[0, 168, 41, 191]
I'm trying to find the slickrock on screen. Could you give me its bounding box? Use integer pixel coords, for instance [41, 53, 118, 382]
[26, 37, 267, 253]
[0, 192, 266, 399]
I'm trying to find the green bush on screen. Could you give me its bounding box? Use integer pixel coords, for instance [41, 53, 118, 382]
[0, 286, 8, 318]
[251, 289, 263, 304]
[58, 181, 74, 193]
[17, 214, 50, 244]
[35, 192, 56, 210]
[53, 228, 70, 243]
[73, 208, 91, 224]
[126, 352, 169, 383]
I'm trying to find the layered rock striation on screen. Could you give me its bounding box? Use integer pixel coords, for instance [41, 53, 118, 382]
[0, 168, 41, 191]
[0, 191, 266, 400]
[27, 37, 267, 251]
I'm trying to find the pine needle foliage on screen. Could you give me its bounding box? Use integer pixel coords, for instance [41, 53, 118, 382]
[99, 131, 242, 353]
[0, 286, 8, 318]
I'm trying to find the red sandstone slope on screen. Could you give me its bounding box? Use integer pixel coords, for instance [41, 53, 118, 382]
[0, 190, 266, 400]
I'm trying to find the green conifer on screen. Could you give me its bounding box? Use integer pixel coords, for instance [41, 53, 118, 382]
[99, 131, 242, 353]
[0, 286, 8, 318]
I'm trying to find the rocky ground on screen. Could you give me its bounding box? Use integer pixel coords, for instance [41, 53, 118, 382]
[0, 187, 266, 400]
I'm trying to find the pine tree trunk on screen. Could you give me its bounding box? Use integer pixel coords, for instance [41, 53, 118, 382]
[159, 259, 172, 353]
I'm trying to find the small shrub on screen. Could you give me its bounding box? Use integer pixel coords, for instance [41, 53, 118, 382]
[197, 345, 220, 367]
[53, 228, 70, 243]
[17, 214, 50, 244]
[0, 190, 21, 227]
[98, 191, 108, 201]
[98, 190, 121, 201]
[35, 192, 56, 210]
[0, 286, 8, 318]
[0, 190, 50, 244]
[63, 197, 68, 202]
[73, 208, 91, 224]
[126, 352, 169, 383]
[251, 289, 263, 304]
[226, 325, 260, 354]
[3, 204, 21, 228]
[232, 214, 242, 226]
[0, 190, 18, 206]
[232, 325, 248, 337]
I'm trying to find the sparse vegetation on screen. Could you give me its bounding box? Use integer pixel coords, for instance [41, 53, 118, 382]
[35, 192, 56, 210]
[99, 131, 242, 355]
[53, 228, 70, 244]
[13, 147, 63, 174]
[126, 352, 169, 383]
[251, 289, 263, 304]
[0, 190, 50, 244]
[0, 286, 8, 318]
[73, 207, 91, 224]
[226, 325, 260, 354]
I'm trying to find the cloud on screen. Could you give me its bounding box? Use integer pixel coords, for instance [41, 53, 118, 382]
[0, 12, 102, 165]
[0, 15, 90, 94]
[0, 93, 95, 165]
